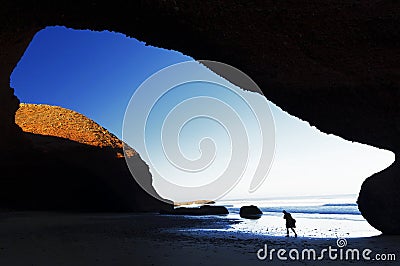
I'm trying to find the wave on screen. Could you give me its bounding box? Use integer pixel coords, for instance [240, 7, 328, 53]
[225, 204, 361, 215]
[322, 203, 358, 207]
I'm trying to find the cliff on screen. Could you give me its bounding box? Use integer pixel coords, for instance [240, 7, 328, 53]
[0, 103, 172, 212]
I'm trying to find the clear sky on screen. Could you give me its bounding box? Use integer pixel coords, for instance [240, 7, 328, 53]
[11, 26, 395, 201]
[11, 26, 193, 139]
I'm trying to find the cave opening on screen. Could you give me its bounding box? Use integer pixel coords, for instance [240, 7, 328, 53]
[10, 26, 395, 236]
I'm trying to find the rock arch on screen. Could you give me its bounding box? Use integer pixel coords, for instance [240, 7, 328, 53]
[1, 1, 399, 232]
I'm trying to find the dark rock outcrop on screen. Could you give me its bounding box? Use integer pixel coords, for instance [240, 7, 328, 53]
[358, 161, 400, 234]
[239, 205, 263, 219]
[160, 205, 228, 216]
[0, 1, 399, 231]
[0, 133, 172, 212]
[1, 103, 172, 212]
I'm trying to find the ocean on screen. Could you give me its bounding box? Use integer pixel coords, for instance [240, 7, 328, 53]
[200, 194, 383, 238]
[217, 194, 361, 216]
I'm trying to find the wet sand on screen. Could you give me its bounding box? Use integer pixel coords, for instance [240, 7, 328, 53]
[0, 212, 398, 265]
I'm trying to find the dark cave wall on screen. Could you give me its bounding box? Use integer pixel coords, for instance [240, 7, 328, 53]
[1, 0, 399, 232]
[2, 1, 399, 151]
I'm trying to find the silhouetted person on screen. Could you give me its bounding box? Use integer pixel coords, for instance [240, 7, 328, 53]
[282, 210, 297, 237]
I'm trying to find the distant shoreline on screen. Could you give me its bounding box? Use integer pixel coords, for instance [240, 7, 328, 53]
[217, 193, 359, 202]
[174, 199, 216, 206]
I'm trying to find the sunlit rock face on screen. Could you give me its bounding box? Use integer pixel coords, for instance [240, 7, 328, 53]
[0, 1, 399, 230]
[0, 103, 172, 212]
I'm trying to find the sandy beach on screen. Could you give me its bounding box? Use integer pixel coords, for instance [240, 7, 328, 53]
[0, 211, 398, 266]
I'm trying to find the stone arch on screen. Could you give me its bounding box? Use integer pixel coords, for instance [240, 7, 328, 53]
[1, 1, 399, 233]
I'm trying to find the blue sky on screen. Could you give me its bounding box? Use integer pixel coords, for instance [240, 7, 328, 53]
[11, 26, 395, 201]
[11, 26, 192, 139]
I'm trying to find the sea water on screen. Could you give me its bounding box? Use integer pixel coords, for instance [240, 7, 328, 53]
[213, 194, 382, 238]
[218, 194, 361, 215]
